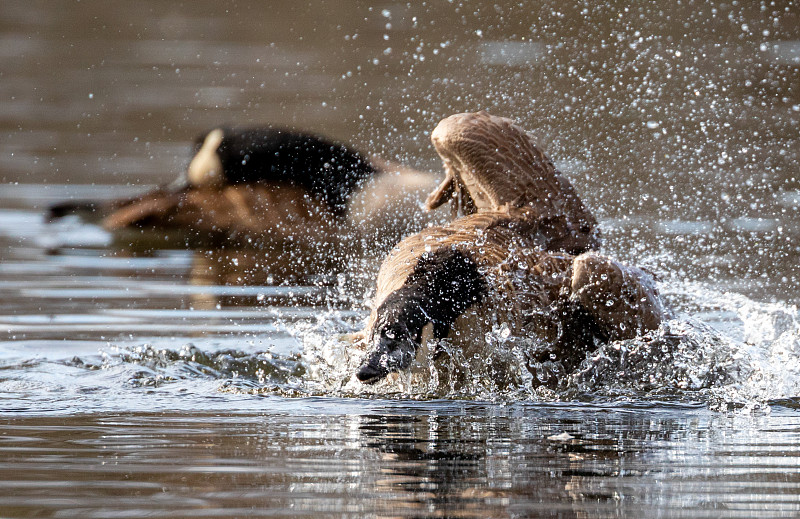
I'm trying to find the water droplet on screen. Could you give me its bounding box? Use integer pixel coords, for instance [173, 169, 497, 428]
[498, 323, 511, 339]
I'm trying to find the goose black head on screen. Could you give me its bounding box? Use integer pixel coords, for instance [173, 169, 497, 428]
[356, 248, 487, 384]
[356, 291, 430, 384]
[185, 127, 377, 216]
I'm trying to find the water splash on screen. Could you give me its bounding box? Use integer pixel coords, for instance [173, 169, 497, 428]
[48, 278, 800, 411]
[286, 280, 800, 408]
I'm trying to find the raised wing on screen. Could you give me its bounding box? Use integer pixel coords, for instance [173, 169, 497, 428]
[426, 111, 599, 253]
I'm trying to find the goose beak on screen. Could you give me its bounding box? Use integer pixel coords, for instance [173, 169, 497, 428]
[356, 336, 416, 384]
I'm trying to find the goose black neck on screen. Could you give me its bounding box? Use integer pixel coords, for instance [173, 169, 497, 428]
[373, 248, 487, 344]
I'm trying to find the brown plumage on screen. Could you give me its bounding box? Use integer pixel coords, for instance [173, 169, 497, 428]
[426, 111, 599, 254]
[356, 112, 667, 388]
[102, 183, 340, 244]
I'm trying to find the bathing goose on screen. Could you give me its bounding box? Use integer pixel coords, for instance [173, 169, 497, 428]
[355, 112, 667, 388]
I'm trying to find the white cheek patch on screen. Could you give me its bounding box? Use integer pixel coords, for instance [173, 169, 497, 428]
[187, 128, 225, 187]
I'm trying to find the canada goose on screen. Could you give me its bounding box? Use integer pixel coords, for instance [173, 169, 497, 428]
[355, 112, 667, 388]
[49, 127, 441, 248]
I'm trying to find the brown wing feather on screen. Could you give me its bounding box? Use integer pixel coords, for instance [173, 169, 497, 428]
[570, 253, 668, 340]
[372, 209, 566, 308]
[101, 189, 184, 230]
[426, 111, 599, 253]
[102, 184, 339, 243]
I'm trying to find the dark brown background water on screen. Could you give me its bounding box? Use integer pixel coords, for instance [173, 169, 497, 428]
[1, 1, 800, 517]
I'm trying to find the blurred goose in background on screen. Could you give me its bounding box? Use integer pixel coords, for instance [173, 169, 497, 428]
[49, 127, 441, 250]
[355, 112, 668, 389]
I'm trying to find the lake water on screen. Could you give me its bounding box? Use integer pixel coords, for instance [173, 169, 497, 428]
[1, 1, 800, 517]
